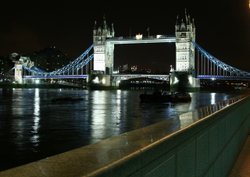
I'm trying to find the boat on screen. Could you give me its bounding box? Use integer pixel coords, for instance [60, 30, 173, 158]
[170, 92, 192, 103]
[51, 97, 84, 103]
[139, 91, 191, 103]
[140, 91, 172, 103]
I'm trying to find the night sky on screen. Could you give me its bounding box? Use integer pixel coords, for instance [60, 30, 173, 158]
[0, 0, 249, 72]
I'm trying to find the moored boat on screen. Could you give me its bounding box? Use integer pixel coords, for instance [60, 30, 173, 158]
[170, 92, 191, 103]
[140, 91, 191, 103]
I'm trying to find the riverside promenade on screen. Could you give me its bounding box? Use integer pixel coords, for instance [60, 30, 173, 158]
[229, 135, 250, 177]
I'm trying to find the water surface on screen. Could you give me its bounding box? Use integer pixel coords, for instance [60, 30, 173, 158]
[0, 88, 238, 171]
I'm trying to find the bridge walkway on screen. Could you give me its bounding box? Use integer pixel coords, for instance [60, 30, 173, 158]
[229, 135, 250, 177]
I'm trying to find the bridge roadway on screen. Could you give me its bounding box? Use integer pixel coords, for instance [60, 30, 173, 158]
[0, 93, 250, 177]
[112, 74, 169, 81]
[106, 36, 176, 44]
[24, 75, 88, 79]
[23, 74, 169, 82]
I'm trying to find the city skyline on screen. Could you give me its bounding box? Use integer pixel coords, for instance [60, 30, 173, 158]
[0, 0, 249, 72]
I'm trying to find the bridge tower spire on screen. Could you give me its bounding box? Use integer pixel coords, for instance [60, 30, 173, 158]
[175, 10, 196, 71]
[170, 10, 199, 91]
[91, 17, 115, 87]
[92, 16, 115, 72]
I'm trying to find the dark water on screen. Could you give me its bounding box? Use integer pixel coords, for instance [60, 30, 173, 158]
[0, 88, 239, 171]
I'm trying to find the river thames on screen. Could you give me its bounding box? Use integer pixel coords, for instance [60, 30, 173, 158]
[0, 88, 240, 171]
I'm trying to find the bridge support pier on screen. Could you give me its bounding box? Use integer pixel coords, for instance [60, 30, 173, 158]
[170, 71, 200, 92]
[87, 74, 117, 89]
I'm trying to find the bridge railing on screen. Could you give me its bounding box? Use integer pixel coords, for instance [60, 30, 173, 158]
[0, 93, 250, 177]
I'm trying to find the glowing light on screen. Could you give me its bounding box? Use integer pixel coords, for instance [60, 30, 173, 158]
[173, 77, 179, 84]
[35, 79, 40, 84]
[102, 78, 106, 84]
[93, 77, 100, 84]
[156, 35, 162, 38]
[188, 76, 193, 85]
[211, 77, 215, 81]
[135, 34, 143, 39]
[211, 92, 216, 105]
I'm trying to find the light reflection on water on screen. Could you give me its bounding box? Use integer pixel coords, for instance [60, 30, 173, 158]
[31, 88, 40, 147]
[0, 88, 239, 171]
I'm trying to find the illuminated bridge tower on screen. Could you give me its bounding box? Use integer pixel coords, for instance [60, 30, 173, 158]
[14, 61, 23, 84]
[171, 10, 200, 91]
[13, 55, 34, 84]
[91, 16, 115, 87]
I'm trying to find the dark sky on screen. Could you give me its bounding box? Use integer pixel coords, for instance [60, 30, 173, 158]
[0, 0, 249, 72]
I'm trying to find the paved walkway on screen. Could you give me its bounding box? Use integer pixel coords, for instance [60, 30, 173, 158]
[228, 135, 250, 177]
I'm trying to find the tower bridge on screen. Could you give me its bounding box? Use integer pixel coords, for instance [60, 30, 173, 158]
[90, 11, 198, 89]
[11, 10, 250, 89]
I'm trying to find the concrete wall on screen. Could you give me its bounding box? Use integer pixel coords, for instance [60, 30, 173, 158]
[0, 95, 249, 177]
[97, 96, 250, 177]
